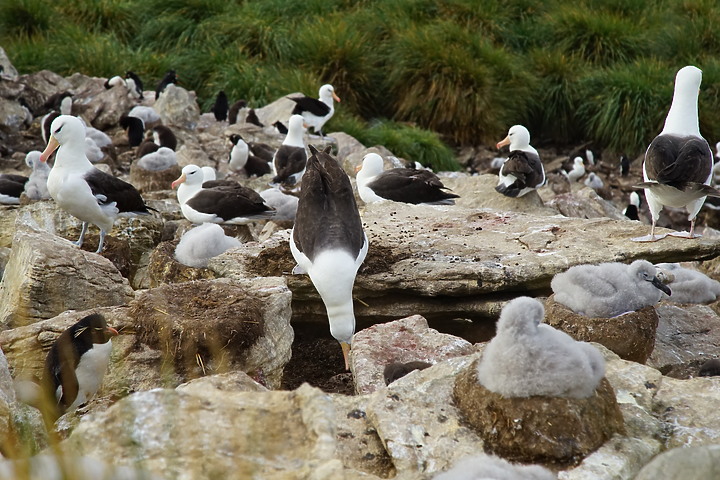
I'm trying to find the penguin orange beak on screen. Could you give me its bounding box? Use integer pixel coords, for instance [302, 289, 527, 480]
[496, 136, 510, 150]
[340, 342, 351, 371]
[106, 326, 119, 336]
[171, 173, 186, 189]
[40, 135, 59, 163]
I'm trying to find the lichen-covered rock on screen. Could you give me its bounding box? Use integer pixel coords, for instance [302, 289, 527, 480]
[648, 303, 720, 378]
[453, 359, 625, 467]
[349, 314, 476, 395]
[62, 385, 385, 480]
[153, 84, 200, 129]
[543, 294, 658, 363]
[0, 227, 133, 329]
[634, 444, 720, 480]
[653, 375, 720, 449]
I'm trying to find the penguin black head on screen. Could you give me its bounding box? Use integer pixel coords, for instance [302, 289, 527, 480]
[70, 313, 119, 347]
[229, 133, 244, 146]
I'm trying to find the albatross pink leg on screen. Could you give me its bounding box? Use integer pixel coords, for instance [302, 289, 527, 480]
[631, 220, 667, 242]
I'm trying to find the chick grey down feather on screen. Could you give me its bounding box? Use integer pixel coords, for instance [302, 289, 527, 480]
[136, 147, 178, 171]
[174, 223, 242, 268]
[23, 151, 51, 200]
[551, 260, 670, 317]
[655, 262, 720, 304]
[476, 297, 605, 399]
[432, 453, 556, 480]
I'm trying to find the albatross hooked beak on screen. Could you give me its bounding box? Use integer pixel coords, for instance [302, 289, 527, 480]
[40, 135, 60, 163]
[171, 173, 187, 189]
[651, 276, 672, 296]
[340, 342, 351, 371]
[332, 91, 341, 103]
[496, 136, 510, 150]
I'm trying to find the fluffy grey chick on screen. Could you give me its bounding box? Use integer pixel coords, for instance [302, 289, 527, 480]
[476, 297, 605, 399]
[551, 260, 671, 317]
[433, 453, 556, 480]
[136, 147, 178, 171]
[259, 188, 299, 221]
[655, 263, 720, 304]
[23, 151, 51, 200]
[174, 223, 242, 268]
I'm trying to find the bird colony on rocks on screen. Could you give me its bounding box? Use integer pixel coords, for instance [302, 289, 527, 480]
[1, 52, 720, 480]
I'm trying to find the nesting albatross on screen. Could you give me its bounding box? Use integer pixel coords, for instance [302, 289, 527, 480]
[633, 65, 720, 241]
[290, 145, 368, 370]
[171, 164, 275, 224]
[356, 153, 459, 205]
[495, 125, 545, 197]
[40, 115, 154, 253]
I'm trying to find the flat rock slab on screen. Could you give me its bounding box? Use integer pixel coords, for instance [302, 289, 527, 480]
[211, 202, 720, 322]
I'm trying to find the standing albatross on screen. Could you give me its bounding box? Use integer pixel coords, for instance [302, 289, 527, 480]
[633, 65, 720, 242]
[288, 84, 340, 137]
[40, 115, 154, 253]
[495, 125, 545, 197]
[290, 145, 368, 370]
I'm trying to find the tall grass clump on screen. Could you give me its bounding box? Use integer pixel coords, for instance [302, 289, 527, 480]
[653, 0, 720, 63]
[387, 21, 534, 145]
[527, 50, 587, 145]
[545, 4, 650, 66]
[0, 0, 52, 37]
[363, 120, 460, 171]
[576, 60, 672, 157]
[284, 16, 383, 118]
[57, 0, 139, 42]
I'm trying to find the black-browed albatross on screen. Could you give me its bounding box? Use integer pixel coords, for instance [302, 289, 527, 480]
[355, 153, 459, 205]
[40, 115, 154, 253]
[633, 65, 720, 242]
[288, 84, 340, 137]
[271, 114, 307, 186]
[290, 145, 368, 370]
[495, 125, 546, 198]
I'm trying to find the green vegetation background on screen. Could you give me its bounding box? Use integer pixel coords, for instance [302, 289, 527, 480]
[2, 0, 720, 170]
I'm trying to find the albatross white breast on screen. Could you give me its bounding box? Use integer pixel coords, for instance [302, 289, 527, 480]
[288, 84, 340, 137]
[633, 65, 720, 242]
[271, 114, 307, 186]
[495, 125, 545, 198]
[290, 145, 368, 370]
[40, 115, 153, 253]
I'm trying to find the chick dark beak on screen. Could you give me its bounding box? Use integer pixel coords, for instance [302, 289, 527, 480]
[652, 276, 671, 296]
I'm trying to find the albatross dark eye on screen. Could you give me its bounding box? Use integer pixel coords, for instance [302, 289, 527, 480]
[54, 125, 63, 134]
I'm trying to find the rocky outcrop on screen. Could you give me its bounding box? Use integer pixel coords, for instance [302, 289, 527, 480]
[543, 295, 658, 363]
[349, 315, 476, 395]
[453, 360, 625, 467]
[634, 444, 720, 480]
[0, 226, 133, 329]
[648, 302, 720, 377]
[63, 384, 388, 480]
[153, 84, 201, 130]
[210, 201, 720, 327]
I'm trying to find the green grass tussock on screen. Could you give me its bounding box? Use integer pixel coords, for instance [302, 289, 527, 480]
[3, 0, 720, 164]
